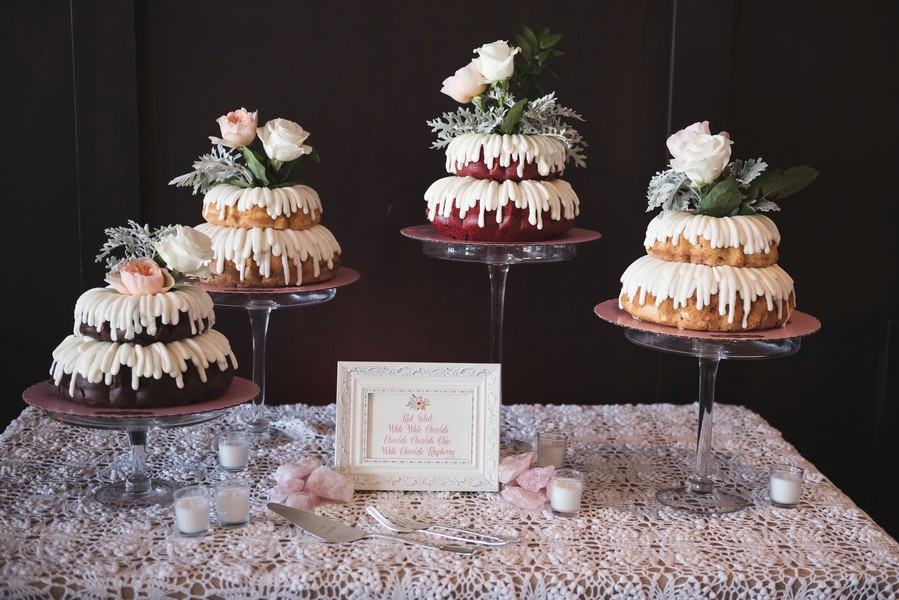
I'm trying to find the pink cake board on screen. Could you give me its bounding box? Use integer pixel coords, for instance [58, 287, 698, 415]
[594, 299, 821, 341]
[401, 224, 601, 246]
[196, 267, 360, 295]
[22, 377, 259, 419]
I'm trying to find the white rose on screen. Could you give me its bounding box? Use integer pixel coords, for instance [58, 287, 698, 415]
[440, 60, 488, 103]
[667, 121, 733, 185]
[258, 118, 313, 162]
[154, 226, 214, 278]
[472, 40, 520, 84]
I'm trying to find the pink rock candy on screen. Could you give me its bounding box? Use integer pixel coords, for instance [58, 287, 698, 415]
[304, 466, 354, 503]
[516, 465, 555, 492]
[268, 478, 306, 503]
[284, 490, 320, 512]
[501, 486, 547, 512]
[498, 452, 536, 484]
[273, 457, 322, 484]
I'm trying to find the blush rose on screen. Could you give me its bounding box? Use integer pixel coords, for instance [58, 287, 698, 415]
[441, 61, 488, 103]
[106, 258, 174, 296]
[210, 107, 258, 148]
[666, 120, 733, 186]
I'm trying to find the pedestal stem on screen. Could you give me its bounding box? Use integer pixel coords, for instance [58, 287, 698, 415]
[688, 356, 719, 494]
[125, 429, 150, 495]
[487, 264, 509, 364]
[246, 306, 272, 434]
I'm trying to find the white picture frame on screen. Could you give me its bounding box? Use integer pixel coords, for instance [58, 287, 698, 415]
[335, 361, 501, 491]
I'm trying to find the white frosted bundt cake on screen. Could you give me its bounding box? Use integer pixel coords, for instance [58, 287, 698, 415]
[49, 223, 238, 408]
[171, 108, 340, 287]
[424, 26, 587, 242]
[618, 120, 818, 331]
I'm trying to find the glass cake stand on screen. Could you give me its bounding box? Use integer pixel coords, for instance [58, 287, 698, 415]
[595, 299, 821, 515]
[401, 225, 601, 363]
[199, 267, 360, 441]
[22, 377, 258, 506]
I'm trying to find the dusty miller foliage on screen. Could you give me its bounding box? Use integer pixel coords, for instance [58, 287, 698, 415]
[168, 145, 254, 195]
[647, 158, 779, 213]
[427, 92, 587, 167]
[95, 220, 176, 273]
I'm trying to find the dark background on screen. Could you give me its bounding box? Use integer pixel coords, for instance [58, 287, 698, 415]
[5, 2, 897, 539]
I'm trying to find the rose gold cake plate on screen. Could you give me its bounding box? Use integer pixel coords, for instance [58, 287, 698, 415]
[197, 267, 361, 441]
[595, 298, 820, 515]
[23, 377, 258, 507]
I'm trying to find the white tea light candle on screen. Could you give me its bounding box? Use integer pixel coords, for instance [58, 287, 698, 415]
[173, 485, 211, 536]
[537, 432, 568, 468]
[769, 464, 804, 508]
[215, 479, 251, 527]
[218, 430, 250, 472]
[550, 468, 584, 517]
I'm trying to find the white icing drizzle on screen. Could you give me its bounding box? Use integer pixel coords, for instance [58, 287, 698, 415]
[73, 285, 215, 341]
[618, 255, 795, 328]
[204, 184, 323, 221]
[644, 210, 781, 254]
[196, 223, 341, 285]
[425, 176, 579, 230]
[50, 330, 237, 393]
[445, 133, 568, 177]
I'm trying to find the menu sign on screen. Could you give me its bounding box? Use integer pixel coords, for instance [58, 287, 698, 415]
[335, 362, 501, 491]
[367, 390, 473, 463]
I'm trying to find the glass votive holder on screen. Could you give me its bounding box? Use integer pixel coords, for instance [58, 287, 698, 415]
[769, 464, 805, 508]
[537, 432, 568, 468]
[217, 429, 250, 472]
[173, 485, 211, 537]
[215, 478, 251, 527]
[549, 468, 584, 517]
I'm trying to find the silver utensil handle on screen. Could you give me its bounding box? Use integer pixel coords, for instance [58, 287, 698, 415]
[368, 534, 475, 555]
[425, 525, 516, 546]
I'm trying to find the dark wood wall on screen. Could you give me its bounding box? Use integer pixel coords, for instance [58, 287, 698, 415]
[6, 1, 897, 539]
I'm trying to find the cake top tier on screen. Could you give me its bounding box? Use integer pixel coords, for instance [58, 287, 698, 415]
[646, 120, 818, 218]
[427, 25, 586, 169]
[169, 108, 319, 195]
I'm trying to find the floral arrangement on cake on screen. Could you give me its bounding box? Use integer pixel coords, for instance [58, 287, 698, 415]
[647, 120, 818, 217]
[427, 25, 586, 166]
[169, 108, 319, 195]
[95, 220, 214, 294]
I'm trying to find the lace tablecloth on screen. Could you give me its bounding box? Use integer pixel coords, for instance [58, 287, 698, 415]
[1, 402, 897, 599]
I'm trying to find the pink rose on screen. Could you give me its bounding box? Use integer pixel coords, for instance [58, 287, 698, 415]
[666, 120, 733, 185]
[440, 61, 488, 104]
[209, 107, 258, 148]
[105, 258, 174, 296]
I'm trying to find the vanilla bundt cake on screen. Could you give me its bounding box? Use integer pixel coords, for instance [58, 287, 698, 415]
[171, 108, 341, 287]
[617, 120, 817, 331]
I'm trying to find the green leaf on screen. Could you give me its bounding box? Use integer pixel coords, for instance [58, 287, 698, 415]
[699, 176, 743, 217]
[240, 146, 270, 187]
[540, 32, 562, 49]
[737, 202, 756, 215]
[515, 33, 531, 58]
[750, 166, 819, 199]
[500, 98, 528, 134]
[536, 49, 553, 64]
[522, 24, 538, 48]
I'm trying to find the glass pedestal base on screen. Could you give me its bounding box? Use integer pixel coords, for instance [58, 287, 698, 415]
[94, 479, 177, 506]
[656, 486, 748, 516]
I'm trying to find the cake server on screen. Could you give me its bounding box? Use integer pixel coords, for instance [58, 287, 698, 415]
[267, 503, 475, 555]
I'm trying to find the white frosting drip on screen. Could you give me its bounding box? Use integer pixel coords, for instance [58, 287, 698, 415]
[619, 255, 794, 328]
[196, 223, 341, 285]
[425, 176, 579, 230]
[73, 285, 214, 341]
[50, 330, 236, 394]
[644, 210, 781, 254]
[203, 184, 323, 221]
[445, 133, 569, 177]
